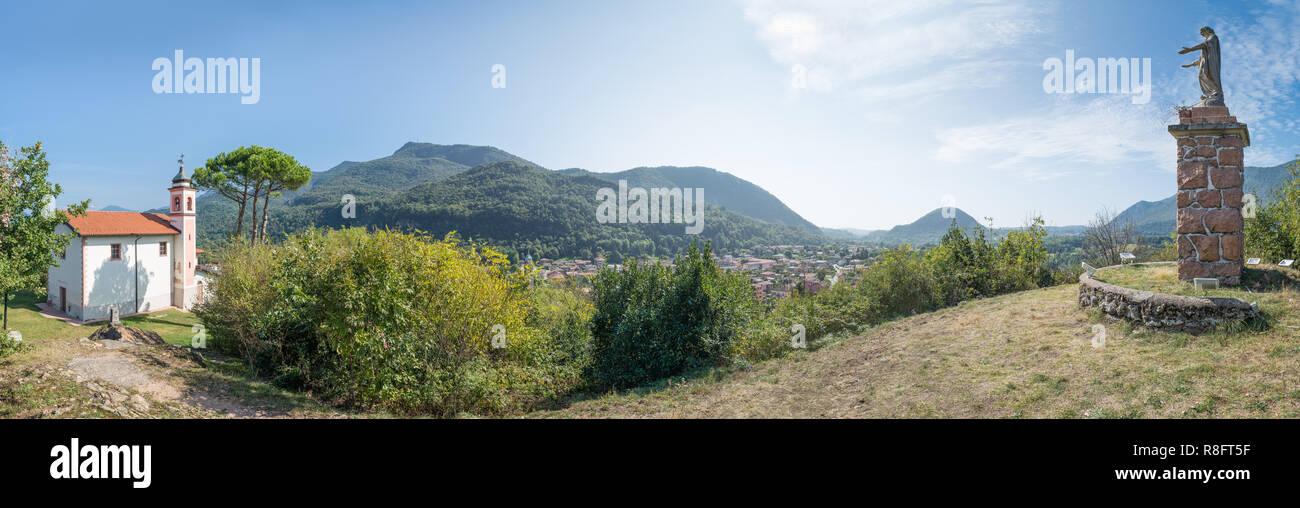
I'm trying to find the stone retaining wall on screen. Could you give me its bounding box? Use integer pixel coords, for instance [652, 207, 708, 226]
[1077, 268, 1259, 334]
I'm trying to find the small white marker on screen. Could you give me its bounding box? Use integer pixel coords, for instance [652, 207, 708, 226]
[1119, 253, 1136, 264]
[1193, 277, 1219, 290]
[1279, 259, 1294, 267]
[1246, 258, 1261, 265]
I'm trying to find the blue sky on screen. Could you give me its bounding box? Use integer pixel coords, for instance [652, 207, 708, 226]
[1, 0, 1296, 229]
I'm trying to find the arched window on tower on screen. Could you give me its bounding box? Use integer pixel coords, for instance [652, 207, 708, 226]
[174, 197, 181, 211]
[187, 197, 193, 211]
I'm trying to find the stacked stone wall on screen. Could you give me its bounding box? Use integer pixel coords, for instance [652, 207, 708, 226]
[1077, 266, 1259, 334]
[1170, 106, 1250, 285]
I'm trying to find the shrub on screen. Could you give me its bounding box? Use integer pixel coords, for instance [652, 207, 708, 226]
[0, 332, 30, 358]
[857, 245, 940, 318]
[191, 239, 279, 358]
[994, 217, 1051, 290]
[585, 241, 760, 389]
[769, 217, 1057, 353]
[196, 228, 590, 416]
[1246, 159, 1300, 261]
[926, 224, 995, 304]
[522, 282, 594, 377]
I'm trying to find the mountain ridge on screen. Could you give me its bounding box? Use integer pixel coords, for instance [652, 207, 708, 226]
[557, 166, 818, 230]
[1112, 159, 1295, 234]
[272, 160, 823, 259]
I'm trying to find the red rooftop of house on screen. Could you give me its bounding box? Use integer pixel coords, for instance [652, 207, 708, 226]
[65, 210, 181, 236]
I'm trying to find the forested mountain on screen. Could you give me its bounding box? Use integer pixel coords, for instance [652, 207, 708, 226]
[183, 141, 1212, 257]
[558, 166, 818, 230]
[274, 161, 823, 260]
[1112, 159, 1296, 235]
[290, 142, 541, 205]
[174, 143, 538, 243]
[184, 143, 824, 257]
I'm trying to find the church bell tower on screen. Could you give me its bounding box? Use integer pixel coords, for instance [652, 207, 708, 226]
[168, 154, 199, 309]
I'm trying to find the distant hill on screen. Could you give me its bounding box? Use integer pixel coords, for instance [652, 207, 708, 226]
[559, 166, 818, 230]
[1038, 224, 1087, 236]
[822, 227, 880, 239]
[274, 161, 822, 259]
[186, 144, 826, 258]
[96, 205, 136, 212]
[290, 142, 541, 205]
[845, 208, 1085, 246]
[1113, 159, 1296, 235]
[189, 143, 540, 241]
[858, 208, 982, 246]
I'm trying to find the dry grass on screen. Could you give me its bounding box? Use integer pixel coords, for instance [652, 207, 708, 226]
[1094, 262, 1300, 299]
[533, 282, 1300, 418]
[1, 290, 348, 418]
[1094, 263, 1300, 330]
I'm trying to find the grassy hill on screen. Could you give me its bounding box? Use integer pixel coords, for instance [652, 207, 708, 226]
[535, 280, 1300, 418]
[9, 262, 1297, 419]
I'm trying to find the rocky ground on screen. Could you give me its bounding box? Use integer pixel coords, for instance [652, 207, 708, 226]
[2, 332, 346, 419]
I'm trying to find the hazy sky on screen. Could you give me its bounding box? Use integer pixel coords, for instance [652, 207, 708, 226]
[1, 0, 1297, 229]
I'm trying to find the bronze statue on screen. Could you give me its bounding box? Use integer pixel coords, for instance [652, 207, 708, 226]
[1179, 26, 1224, 106]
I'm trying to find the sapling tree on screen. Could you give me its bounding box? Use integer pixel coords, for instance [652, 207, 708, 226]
[0, 141, 89, 330]
[1084, 207, 1136, 266]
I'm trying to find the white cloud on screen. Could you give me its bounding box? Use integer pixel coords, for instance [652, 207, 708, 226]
[1212, 1, 1300, 164]
[933, 94, 1171, 180]
[741, 0, 1047, 100]
[933, 1, 1300, 177]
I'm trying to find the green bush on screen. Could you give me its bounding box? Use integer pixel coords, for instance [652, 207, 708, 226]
[198, 216, 1064, 406]
[994, 217, 1052, 291]
[0, 332, 30, 358]
[1246, 159, 1300, 261]
[585, 241, 760, 389]
[196, 228, 591, 416]
[858, 245, 940, 318]
[767, 217, 1057, 352]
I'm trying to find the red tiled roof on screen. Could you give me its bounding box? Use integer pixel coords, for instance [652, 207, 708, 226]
[65, 211, 180, 236]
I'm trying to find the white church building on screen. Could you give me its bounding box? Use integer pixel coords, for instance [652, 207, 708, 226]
[46, 162, 203, 322]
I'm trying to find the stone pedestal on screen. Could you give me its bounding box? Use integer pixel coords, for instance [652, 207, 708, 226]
[1168, 106, 1250, 285]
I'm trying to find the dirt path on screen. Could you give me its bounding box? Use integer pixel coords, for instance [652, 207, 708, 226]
[3, 335, 345, 419]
